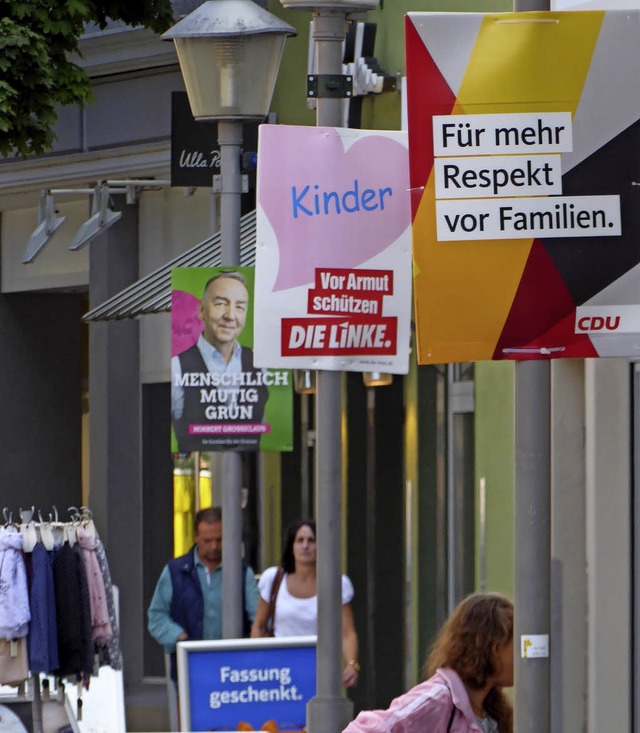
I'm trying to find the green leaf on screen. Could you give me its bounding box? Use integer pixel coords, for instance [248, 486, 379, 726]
[0, 0, 175, 156]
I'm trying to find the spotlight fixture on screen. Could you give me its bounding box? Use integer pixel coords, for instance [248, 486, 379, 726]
[68, 184, 123, 251]
[23, 180, 171, 264]
[362, 372, 393, 387]
[22, 192, 66, 264]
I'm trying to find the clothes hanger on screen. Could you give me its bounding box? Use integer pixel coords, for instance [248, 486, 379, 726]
[49, 505, 67, 546]
[65, 506, 81, 545]
[2, 507, 19, 531]
[19, 506, 38, 552]
[37, 509, 55, 551]
[80, 506, 97, 540]
[19, 507, 34, 524]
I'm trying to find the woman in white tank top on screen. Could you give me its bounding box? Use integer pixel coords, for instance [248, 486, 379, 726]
[250, 519, 360, 688]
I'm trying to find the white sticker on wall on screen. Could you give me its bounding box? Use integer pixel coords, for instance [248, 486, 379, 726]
[521, 634, 550, 658]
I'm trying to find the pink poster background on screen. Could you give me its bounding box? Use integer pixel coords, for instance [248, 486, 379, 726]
[255, 125, 413, 374]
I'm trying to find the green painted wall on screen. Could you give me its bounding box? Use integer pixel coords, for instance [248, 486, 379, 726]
[268, 3, 316, 126]
[269, 0, 512, 128]
[474, 361, 515, 599]
[366, 0, 512, 123]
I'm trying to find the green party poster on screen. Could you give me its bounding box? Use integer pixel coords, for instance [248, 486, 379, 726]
[171, 266, 293, 452]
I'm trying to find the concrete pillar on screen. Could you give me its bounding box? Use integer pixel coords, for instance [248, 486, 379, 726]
[88, 203, 143, 697]
[585, 358, 630, 733]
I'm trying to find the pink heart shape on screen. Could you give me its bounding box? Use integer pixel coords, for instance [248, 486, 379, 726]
[259, 127, 410, 291]
[171, 290, 203, 356]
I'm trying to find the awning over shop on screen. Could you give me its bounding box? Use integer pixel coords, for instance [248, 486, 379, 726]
[82, 210, 256, 322]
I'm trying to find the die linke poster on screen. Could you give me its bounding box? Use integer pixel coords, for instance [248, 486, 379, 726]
[254, 125, 412, 374]
[406, 10, 640, 363]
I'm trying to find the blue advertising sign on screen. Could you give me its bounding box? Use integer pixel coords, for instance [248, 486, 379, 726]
[177, 636, 316, 732]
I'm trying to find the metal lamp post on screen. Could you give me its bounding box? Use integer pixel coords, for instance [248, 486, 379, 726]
[163, 0, 295, 639]
[511, 4, 551, 733]
[279, 2, 379, 731]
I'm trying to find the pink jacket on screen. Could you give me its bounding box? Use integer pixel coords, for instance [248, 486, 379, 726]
[342, 668, 485, 733]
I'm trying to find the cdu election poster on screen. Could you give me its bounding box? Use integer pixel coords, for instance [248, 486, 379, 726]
[254, 125, 413, 374]
[171, 266, 293, 453]
[406, 10, 640, 363]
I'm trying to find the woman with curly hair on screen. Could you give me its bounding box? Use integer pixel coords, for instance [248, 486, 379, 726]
[343, 592, 513, 733]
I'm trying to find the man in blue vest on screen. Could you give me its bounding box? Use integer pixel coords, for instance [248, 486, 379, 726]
[171, 270, 269, 452]
[147, 506, 259, 681]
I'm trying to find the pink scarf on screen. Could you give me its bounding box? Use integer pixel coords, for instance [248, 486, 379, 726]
[77, 527, 113, 644]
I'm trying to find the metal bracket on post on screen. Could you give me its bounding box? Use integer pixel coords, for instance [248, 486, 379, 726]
[307, 74, 353, 98]
[212, 174, 249, 194]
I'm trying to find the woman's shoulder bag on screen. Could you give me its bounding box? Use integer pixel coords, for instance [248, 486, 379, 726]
[265, 567, 285, 637]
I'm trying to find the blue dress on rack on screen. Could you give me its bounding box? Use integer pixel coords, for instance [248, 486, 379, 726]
[27, 542, 59, 674]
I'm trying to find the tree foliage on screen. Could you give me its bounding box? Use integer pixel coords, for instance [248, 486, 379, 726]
[0, 0, 175, 157]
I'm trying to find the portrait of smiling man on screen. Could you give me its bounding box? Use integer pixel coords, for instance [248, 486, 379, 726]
[171, 270, 269, 451]
[199, 271, 249, 361]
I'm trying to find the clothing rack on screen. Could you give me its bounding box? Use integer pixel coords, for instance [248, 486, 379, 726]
[0, 505, 121, 733]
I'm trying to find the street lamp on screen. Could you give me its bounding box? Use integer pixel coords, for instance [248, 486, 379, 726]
[362, 371, 393, 387]
[162, 0, 296, 644]
[163, 0, 296, 122]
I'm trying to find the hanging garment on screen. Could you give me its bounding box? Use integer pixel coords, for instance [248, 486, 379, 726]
[94, 536, 122, 670]
[77, 528, 112, 645]
[27, 542, 59, 674]
[0, 638, 29, 686]
[53, 542, 94, 677]
[0, 528, 30, 639]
